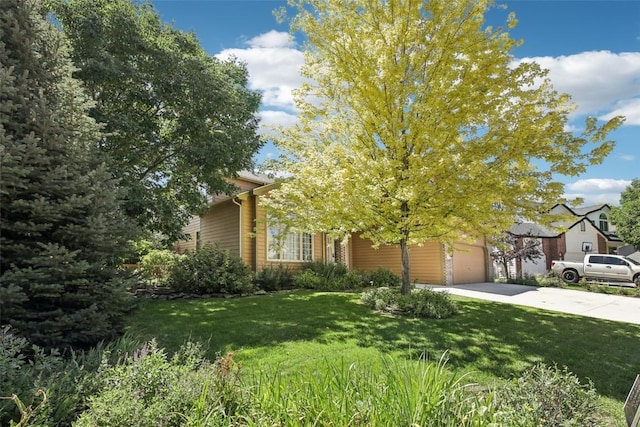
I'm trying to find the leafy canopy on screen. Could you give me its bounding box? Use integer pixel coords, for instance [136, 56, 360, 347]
[49, 0, 264, 240]
[263, 0, 623, 292]
[610, 179, 640, 249]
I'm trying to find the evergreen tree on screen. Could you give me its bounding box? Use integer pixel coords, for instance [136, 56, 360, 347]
[0, 0, 137, 350]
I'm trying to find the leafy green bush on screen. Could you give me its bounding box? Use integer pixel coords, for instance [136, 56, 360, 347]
[75, 340, 246, 427]
[0, 326, 59, 425]
[494, 363, 602, 426]
[536, 272, 566, 288]
[139, 249, 183, 286]
[361, 287, 400, 311]
[254, 265, 294, 291]
[398, 289, 459, 319]
[293, 264, 366, 291]
[0, 327, 139, 426]
[302, 261, 348, 281]
[361, 287, 458, 318]
[365, 267, 401, 287]
[167, 244, 254, 295]
[293, 269, 326, 289]
[338, 269, 367, 289]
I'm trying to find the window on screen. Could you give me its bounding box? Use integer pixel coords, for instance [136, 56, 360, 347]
[267, 223, 312, 262]
[599, 213, 609, 232]
[580, 221, 586, 232]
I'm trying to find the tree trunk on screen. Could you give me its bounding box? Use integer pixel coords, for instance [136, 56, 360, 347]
[400, 238, 411, 295]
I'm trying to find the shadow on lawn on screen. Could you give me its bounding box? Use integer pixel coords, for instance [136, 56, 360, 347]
[126, 292, 640, 401]
[358, 299, 640, 401]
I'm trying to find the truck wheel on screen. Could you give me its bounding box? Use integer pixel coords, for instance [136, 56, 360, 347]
[562, 269, 579, 284]
[634, 274, 640, 287]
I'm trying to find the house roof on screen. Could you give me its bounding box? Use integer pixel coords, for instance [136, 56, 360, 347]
[509, 222, 559, 238]
[207, 171, 275, 205]
[627, 252, 640, 262]
[236, 170, 274, 186]
[569, 203, 610, 216]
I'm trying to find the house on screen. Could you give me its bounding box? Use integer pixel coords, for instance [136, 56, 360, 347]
[499, 203, 625, 277]
[175, 172, 491, 285]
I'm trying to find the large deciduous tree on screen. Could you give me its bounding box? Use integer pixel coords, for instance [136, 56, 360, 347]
[0, 0, 136, 349]
[263, 0, 624, 294]
[49, 0, 264, 240]
[610, 179, 640, 249]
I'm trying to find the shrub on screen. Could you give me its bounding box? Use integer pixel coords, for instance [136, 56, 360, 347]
[0, 327, 138, 426]
[167, 244, 254, 295]
[361, 287, 458, 319]
[139, 249, 183, 286]
[293, 269, 326, 290]
[75, 341, 246, 427]
[365, 267, 401, 287]
[255, 265, 294, 291]
[338, 269, 367, 289]
[302, 261, 348, 280]
[398, 289, 459, 319]
[494, 363, 602, 427]
[536, 272, 566, 288]
[361, 287, 400, 311]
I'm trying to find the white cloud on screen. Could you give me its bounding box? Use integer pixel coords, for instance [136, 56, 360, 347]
[217, 31, 304, 112]
[257, 110, 299, 135]
[566, 178, 631, 193]
[564, 178, 632, 205]
[514, 51, 640, 122]
[619, 154, 636, 161]
[601, 98, 640, 125]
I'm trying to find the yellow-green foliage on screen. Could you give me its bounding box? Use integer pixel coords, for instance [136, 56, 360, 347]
[263, 0, 624, 290]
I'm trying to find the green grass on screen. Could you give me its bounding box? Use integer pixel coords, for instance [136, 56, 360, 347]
[125, 290, 640, 424]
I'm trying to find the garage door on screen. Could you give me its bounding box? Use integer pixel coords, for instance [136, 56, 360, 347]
[452, 243, 487, 284]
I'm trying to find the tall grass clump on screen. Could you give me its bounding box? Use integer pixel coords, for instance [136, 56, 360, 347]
[248, 355, 496, 426]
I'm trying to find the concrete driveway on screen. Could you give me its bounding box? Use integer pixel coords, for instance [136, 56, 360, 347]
[421, 282, 640, 325]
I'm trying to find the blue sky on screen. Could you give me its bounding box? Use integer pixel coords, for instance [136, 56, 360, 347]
[152, 0, 640, 205]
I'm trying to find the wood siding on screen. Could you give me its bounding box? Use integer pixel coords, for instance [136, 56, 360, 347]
[541, 235, 566, 270]
[350, 235, 444, 284]
[175, 216, 200, 253]
[200, 199, 240, 256]
[241, 195, 257, 269]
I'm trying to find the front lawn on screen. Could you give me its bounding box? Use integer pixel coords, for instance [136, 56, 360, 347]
[125, 290, 640, 424]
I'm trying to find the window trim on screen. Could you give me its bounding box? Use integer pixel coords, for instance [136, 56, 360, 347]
[266, 223, 313, 262]
[599, 213, 609, 232]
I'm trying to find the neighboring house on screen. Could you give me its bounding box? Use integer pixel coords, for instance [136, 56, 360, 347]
[175, 172, 491, 285]
[497, 203, 625, 278]
[619, 245, 640, 263]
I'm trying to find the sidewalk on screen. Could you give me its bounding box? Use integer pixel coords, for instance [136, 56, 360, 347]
[420, 282, 640, 325]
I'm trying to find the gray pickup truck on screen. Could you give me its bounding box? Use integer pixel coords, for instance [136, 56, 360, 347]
[551, 254, 640, 286]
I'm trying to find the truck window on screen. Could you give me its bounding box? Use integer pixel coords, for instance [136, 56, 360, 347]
[605, 256, 626, 266]
[588, 255, 605, 264]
